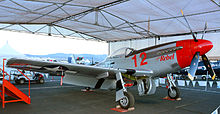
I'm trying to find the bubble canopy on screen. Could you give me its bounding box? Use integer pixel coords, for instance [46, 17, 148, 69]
[110, 47, 134, 57]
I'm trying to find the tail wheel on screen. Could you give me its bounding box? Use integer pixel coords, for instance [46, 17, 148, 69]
[168, 87, 180, 99]
[118, 91, 135, 109]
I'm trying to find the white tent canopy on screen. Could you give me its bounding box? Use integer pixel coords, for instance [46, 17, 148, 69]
[0, 41, 25, 57]
[0, 0, 220, 42]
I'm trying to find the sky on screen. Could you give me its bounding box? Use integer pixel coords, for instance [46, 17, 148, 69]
[0, 30, 108, 55]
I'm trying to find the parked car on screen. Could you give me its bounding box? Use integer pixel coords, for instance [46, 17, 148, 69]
[10, 70, 44, 84]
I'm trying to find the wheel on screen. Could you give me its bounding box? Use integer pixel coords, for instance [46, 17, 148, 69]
[15, 80, 19, 84]
[39, 78, 44, 84]
[118, 91, 135, 109]
[168, 87, 180, 99]
[85, 87, 91, 91]
[202, 76, 206, 80]
[19, 79, 25, 84]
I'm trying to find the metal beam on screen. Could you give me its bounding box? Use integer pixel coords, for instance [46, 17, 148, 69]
[25, 0, 94, 8]
[54, 24, 105, 41]
[0, 4, 61, 22]
[145, 0, 189, 29]
[0, 22, 49, 25]
[55, 4, 71, 16]
[33, 4, 55, 11]
[9, 0, 31, 11]
[109, 28, 220, 42]
[99, 11, 114, 28]
[27, 0, 72, 23]
[0, 24, 14, 30]
[131, 9, 220, 25]
[34, 24, 48, 33]
[211, 0, 220, 7]
[52, 26, 66, 38]
[101, 10, 158, 36]
[19, 24, 33, 33]
[75, 20, 149, 36]
[52, 0, 130, 24]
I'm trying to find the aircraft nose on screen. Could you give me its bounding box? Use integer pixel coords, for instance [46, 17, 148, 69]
[194, 39, 213, 55]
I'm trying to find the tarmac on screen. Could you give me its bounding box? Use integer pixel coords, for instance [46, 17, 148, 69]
[0, 79, 220, 114]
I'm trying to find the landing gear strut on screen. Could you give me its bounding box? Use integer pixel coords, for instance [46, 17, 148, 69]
[167, 74, 180, 99]
[116, 72, 135, 109]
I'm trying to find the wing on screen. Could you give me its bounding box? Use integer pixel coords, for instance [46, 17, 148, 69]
[6, 58, 153, 79]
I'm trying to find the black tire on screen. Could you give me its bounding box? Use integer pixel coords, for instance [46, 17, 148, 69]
[85, 87, 91, 91]
[118, 91, 135, 109]
[168, 87, 180, 99]
[39, 79, 44, 84]
[19, 79, 25, 85]
[15, 80, 19, 84]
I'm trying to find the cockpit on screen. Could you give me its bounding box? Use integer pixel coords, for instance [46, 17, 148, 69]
[110, 47, 135, 58]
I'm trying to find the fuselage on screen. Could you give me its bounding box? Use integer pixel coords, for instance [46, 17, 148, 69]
[98, 39, 213, 78]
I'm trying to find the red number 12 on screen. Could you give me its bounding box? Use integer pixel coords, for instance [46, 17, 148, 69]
[132, 52, 148, 67]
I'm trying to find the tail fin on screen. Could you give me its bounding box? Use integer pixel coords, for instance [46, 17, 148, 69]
[68, 54, 76, 64]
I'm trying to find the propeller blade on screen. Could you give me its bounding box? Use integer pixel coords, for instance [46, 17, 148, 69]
[201, 22, 207, 39]
[148, 16, 150, 35]
[202, 54, 216, 80]
[181, 9, 198, 42]
[188, 52, 200, 81]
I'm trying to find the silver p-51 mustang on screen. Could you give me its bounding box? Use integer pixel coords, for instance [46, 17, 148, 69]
[6, 38, 215, 109]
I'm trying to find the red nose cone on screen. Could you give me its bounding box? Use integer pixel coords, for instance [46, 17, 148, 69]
[176, 39, 213, 68]
[194, 39, 213, 55]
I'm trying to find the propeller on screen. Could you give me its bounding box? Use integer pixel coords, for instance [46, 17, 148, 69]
[181, 9, 198, 42]
[188, 52, 200, 81]
[180, 10, 216, 81]
[201, 22, 207, 39]
[202, 55, 216, 80]
[187, 51, 216, 81]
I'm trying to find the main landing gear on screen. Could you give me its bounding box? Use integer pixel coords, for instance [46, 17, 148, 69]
[115, 72, 135, 109]
[166, 74, 180, 99]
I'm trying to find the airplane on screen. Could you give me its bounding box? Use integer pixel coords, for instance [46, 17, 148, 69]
[68, 54, 95, 65]
[5, 10, 216, 109]
[5, 38, 215, 109]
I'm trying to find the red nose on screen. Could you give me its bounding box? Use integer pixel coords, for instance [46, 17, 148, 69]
[192, 39, 213, 56]
[176, 39, 213, 68]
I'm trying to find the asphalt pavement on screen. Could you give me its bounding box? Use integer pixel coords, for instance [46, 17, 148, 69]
[0, 79, 219, 114]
